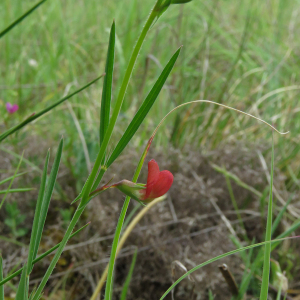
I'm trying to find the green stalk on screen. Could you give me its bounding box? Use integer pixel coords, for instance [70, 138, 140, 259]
[91, 7, 157, 191]
[259, 135, 275, 300]
[31, 207, 85, 299]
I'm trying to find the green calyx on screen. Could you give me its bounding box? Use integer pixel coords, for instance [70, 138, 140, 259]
[154, 0, 192, 20]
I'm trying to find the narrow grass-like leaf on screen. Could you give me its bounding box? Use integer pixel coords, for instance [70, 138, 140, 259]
[0, 256, 4, 300]
[32, 140, 63, 267]
[0, 222, 89, 287]
[15, 263, 28, 300]
[87, 5, 158, 203]
[106, 47, 181, 168]
[0, 188, 33, 195]
[0, 172, 28, 186]
[0, 153, 24, 210]
[259, 135, 274, 300]
[159, 236, 299, 300]
[100, 21, 115, 146]
[27, 150, 50, 274]
[0, 0, 47, 39]
[271, 196, 292, 236]
[0, 75, 104, 142]
[120, 249, 137, 300]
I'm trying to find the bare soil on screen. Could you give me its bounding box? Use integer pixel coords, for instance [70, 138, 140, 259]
[1, 138, 299, 300]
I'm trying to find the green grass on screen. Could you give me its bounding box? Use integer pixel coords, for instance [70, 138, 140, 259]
[1, 0, 299, 165]
[0, 0, 299, 299]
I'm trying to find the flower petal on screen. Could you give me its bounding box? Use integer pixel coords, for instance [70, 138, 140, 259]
[147, 170, 174, 199]
[145, 159, 160, 199]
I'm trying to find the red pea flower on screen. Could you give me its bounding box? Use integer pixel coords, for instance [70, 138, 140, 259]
[6, 102, 19, 114]
[113, 159, 174, 203]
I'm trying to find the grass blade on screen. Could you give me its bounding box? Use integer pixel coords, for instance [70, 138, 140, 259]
[106, 47, 181, 168]
[100, 21, 115, 146]
[0, 0, 47, 39]
[120, 249, 138, 300]
[0, 188, 33, 195]
[0, 172, 28, 186]
[31, 140, 63, 271]
[0, 257, 4, 300]
[0, 222, 89, 287]
[259, 135, 274, 300]
[0, 76, 104, 142]
[27, 150, 50, 274]
[15, 263, 28, 300]
[0, 152, 24, 210]
[159, 236, 298, 300]
[271, 196, 292, 236]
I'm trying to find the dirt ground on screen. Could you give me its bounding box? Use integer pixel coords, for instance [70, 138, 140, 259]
[1, 138, 299, 300]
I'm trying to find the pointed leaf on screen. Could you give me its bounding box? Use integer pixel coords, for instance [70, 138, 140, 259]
[27, 150, 50, 274]
[0, 75, 104, 142]
[106, 47, 181, 168]
[0, 0, 47, 39]
[171, 0, 192, 4]
[32, 140, 63, 268]
[120, 249, 138, 300]
[0, 172, 28, 186]
[15, 264, 28, 300]
[100, 21, 115, 146]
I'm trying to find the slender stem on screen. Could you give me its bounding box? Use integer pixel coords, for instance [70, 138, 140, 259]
[92, 8, 157, 191]
[32, 206, 85, 299]
[259, 135, 274, 300]
[90, 197, 164, 300]
[103, 11, 157, 299]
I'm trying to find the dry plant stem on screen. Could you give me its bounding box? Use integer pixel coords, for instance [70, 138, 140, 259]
[151, 100, 288, 138]
[90, 196, 165, 300]
[218, 264, 239, 296]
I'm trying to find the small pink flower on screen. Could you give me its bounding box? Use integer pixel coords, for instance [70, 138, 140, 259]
[6, 103, 19, 114]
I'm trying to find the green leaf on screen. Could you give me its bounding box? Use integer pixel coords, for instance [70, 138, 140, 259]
[0, 223, 89, 287]
[120, 249, 138, 300]
[15, 263, 28, 300]
[106, 47, 181, 168]
[0, 172, 28, 186]
[171, 0, 192, 4]
[0, 75, 104, 142]
[27, 150, 50, 275]
[100, 21, 115, 146]
[0, 256, 4, 300]
[272, 196, 292, 237]
[0, 188, 33, 195]
[0, 0, 47, 39]
[32, 140, 63, 270]
[260, 135, 274, 300]
[0, 153, 24, 210]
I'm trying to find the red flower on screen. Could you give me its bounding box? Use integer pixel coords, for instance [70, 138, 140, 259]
[111, 159, 174, 203]
[141, 159, 174, 201]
